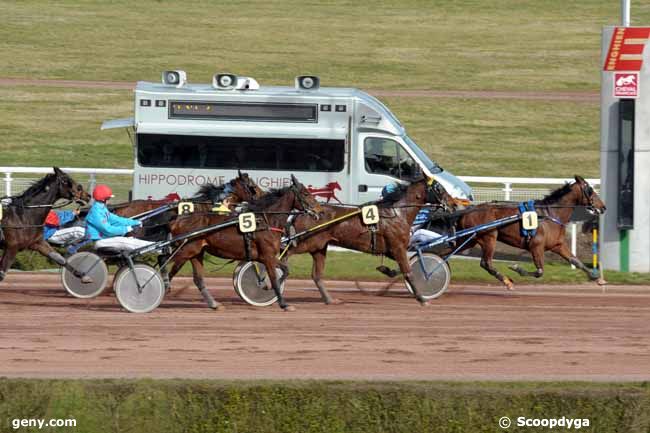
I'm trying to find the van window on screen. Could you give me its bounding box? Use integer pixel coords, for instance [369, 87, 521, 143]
[137, 134, 344, 172]
[364, 137, 419, 180]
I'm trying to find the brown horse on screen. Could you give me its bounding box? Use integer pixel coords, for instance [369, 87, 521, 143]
[109, 172, 264, 289]
[456, 176, 606, 289]
[0, 167, 90, 281]
[285, 177, 456, 305]
[166, 175, 322, 311]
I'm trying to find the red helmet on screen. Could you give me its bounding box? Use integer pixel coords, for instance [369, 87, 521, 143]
[92, 184, 113, 201]
[45, 211, 60, 227]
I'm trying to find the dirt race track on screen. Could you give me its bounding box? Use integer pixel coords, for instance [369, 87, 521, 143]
[0, 272, 648, 381]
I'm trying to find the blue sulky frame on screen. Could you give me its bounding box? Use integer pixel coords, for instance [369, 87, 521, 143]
[411, 214, 521, 282]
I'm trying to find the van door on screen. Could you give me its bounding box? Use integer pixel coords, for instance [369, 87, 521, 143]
[355, 133, 421, 203]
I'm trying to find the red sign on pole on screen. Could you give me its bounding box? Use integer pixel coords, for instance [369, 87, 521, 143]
[614, 72, 639, 98]
[604, 27, 650, 71]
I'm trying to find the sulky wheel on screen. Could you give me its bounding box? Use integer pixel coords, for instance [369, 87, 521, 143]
[405, 253, 451, 300]
[233, 261, 285, 307]
[61, 252, 109, 298]
[113, 264, 165, 313]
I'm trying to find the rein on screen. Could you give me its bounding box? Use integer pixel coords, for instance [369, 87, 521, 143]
[0, 199, 76, 210]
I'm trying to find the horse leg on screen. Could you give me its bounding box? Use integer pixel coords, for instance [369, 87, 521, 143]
[167, 257, 185, 284]
[30, 241, 93, 283]
[477, 234, 514, 290]
[190, 253, 223, 310]
[277, 257, 290, 287]
[261, 256, 294, 311]
[0, 247, 18, 282]
[551, 243, 606, 285]
[311, 248, 342, 305]
[509, 241, 545, 278]
[392, 245, 430, 306]
[157, 254, 170, 291]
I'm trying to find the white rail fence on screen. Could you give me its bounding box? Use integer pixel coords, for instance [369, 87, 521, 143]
[0, 167, 600, 264]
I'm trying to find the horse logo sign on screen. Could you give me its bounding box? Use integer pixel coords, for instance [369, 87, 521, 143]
[307, 182, 343, 203]
[614, 72, 639, 98]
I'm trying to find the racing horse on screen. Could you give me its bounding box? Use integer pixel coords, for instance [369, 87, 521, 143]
[456, 175, 606, 290]
[166, 175, 322, 311]
[110, 172, 264, 289]
[0, 167, 90, 282]
[285, 177, 456, 305]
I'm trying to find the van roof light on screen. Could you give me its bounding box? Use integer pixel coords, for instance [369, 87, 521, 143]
[162, 70, 187, 88]
[213, 73, 238, 90]
[295, 75, 320, 91]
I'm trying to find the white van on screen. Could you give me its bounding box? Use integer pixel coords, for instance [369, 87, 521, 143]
[102, 72, 473, 203]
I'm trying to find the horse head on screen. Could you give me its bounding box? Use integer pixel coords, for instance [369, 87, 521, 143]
[235, 171, 264, 199]
[290, 174, 323, 218]
[405, 177, 456, 212]
[52, 167, 90, 204]
[574, 175, 606, 215]
[426, 177, 457, 212]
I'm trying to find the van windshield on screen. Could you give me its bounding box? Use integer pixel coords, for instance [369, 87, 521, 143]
[403, 135, 443, 174]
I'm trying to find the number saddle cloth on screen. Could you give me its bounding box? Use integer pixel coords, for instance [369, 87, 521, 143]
[518, 200, 538, 240]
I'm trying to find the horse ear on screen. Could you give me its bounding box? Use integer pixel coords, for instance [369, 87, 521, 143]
[291, 174, 298, 185]
[238, 169, 243, 178]
[53, 166, 62, 175]
[574, 175, 585, 184]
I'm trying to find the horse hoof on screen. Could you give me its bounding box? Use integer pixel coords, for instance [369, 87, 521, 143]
[504, 279, 515, 291]
[282, 305, 296, 312]
[201, 290, 219, 309]
[596, 278, 608, 286]
[326, 298, 343, 305]
[418, 298, 431, 307]
[81, 276, 93, 284]
[508, 264, 520, 272]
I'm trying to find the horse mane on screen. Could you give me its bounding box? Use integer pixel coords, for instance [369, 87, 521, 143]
[10, 173, 58, 206]
[193, 183, 229, 202]
[246, 186, 292, 211]
[537, 182, 574, 205]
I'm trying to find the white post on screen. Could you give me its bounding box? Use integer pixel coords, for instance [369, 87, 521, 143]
[502, 182, 512, 201]
[622, 0, 631, 26]
[4, 172, 12, 197]
[570, 223, 577, 269]
[88, 173, 97, 196]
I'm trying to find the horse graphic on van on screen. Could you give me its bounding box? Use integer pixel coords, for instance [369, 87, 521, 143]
[308, 182, 343, 203]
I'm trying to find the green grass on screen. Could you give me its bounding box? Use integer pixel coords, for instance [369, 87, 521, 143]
[2, 1, 650, 91]
[0, 87, 601, 177]
[1, 379, 650, 433]
[14, 250, 650, 285]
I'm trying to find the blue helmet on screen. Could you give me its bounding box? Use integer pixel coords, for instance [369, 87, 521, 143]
[381, 183, 399, 197]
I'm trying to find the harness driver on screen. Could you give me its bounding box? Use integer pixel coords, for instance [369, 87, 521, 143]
[86, 184, 154, 251]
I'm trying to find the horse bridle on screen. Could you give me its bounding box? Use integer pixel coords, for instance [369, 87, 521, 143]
[290, 183, 320, 219]
[54, 173, 88, 205]
[579, 182, 595, 208]
[427, 180, 451, 212]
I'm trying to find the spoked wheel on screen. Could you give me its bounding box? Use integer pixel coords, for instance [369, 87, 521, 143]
[232, 261, 285, 307]
[61, 252, 109, 298]
[405, 253, 451, 300]
[114, 264, 165, 313]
